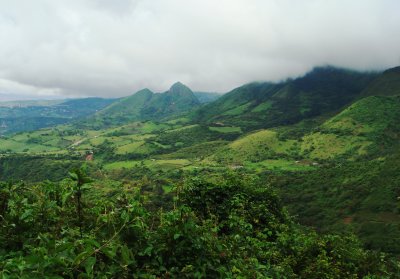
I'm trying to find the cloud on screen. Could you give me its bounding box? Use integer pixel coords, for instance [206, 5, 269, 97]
[0, 0, 399, 98]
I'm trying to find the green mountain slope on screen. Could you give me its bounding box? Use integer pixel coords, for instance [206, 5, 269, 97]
[193, 67, 378, 130]
[276, 154, 400, 254]
[210, 95, 400, 164]
[141, 82, 200, 119]
[83, 82, 200, 128]
[302, 95, 400, 160]
[95, 88, 154, 123]
[361, 66, 400, 97]
[193, 92, 222, 103]
[0, 97, 114, 134]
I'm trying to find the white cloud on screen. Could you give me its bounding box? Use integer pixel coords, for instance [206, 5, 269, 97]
[0, 0, 399, 98]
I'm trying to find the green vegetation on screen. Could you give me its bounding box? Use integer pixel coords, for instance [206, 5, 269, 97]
[193, 67, 378, 130]
[193, 91, 222, 103]
[81, 82, 201, 129]
[213, 130, 298, 163]
[1, 66, 400, 277]
[272, 155, 400, 254]
[0, 98, 114, 135]
[208, 126, 242, 133]
[0, 171, 397, 278]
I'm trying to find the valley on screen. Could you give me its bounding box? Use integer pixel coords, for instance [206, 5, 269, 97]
[1, 66, 400, 277]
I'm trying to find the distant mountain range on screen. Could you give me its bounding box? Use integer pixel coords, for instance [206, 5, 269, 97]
[78, 83, 221, 128]
[2, 66, 400, 135]
[0, 83, 222, 134]
[192, 66, 380, 130]
[92, 82, 199, 124]
[0, 98, 115, 134]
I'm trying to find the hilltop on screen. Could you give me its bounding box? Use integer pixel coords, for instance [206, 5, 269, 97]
[192, 66, 378, 130]
[80, 82, 201, 128]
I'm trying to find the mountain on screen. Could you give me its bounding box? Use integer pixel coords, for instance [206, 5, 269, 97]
[275, 97, 400, 253]
[84, 82, 200, 128]
[141, 82, 200, 119]
[93, 88, 154, 124]
[0, 99, 64, 107]
[193, 66, 378, 130]
[193, 92, 223, 103]
[298, 67, 400, 160]
[0, 97, 115, 134]
[361, 66, 400, 97]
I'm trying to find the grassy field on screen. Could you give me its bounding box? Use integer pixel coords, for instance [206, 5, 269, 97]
[245, 159, 316, 172]
[208, 126, 242, 133]
[251, 100, 273, 112]
[212, 129, 298, 163]
[222, 102, 252, 116]
[115, 141, 146, 154]
[104, 159, 191, 171]
[300, 132, 371, 159]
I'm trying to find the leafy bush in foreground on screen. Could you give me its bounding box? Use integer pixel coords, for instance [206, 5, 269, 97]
[0, 170, 398, 278]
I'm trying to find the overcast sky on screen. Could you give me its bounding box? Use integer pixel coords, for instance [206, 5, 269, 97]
[0, 0, 399, 100]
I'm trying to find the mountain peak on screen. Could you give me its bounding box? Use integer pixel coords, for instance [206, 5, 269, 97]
[383, 66, 400, 74]
[167, 82, 196, 97]
[133, 88, 154, 96]
[170, 81, 189, 91]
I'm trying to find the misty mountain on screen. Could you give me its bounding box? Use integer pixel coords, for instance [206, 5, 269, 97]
[0, 97, 115, 134]
[193, 92, 223, 103]
[192, 66, 379, 130]
[83, 82, 201, 128]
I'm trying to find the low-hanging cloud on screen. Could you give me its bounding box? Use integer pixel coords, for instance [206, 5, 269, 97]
[0, 0, 399, 99]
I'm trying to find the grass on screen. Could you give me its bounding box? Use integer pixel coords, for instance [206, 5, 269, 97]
[230, 130, 296, 153]
[251, 101, 273, 113]
[103, 161, 140, 170]
[165, 117, 190, 125]
[164, 124, 199, 133]
[0, 138, 61, 153]
[322, 96, 400, 137]
[160, 141, 228, 160]
[300, 132, 371, 159]
[104, 159, 191, 171]
[139, 122, 169, 133]
[213, 130, 298, 162]
[89, 136, 106, 146]
[116, 141, 145, 154]
[245, 159, 316, 172]
[208, 126, 242, 133]
[222, 102, 252, 116]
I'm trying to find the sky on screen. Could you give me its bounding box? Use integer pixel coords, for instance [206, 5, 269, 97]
[0, 0, 399, 100]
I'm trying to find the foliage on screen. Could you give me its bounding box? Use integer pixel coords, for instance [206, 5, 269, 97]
[1, 172, 397, 278]
[193, 66, 377, 130]
[1, 65, 400, 278]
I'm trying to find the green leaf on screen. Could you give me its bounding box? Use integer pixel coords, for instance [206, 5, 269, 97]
[69, 172, 78, 181]
[84, 238, 100, 249]
[121, 245, 132, 265]
[73, 251, 92, 265]
[84, 257, 96, 275]
[62, 192, 73, 205]
[20, 209, 33, 221]
[102, 246, 117, 259]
